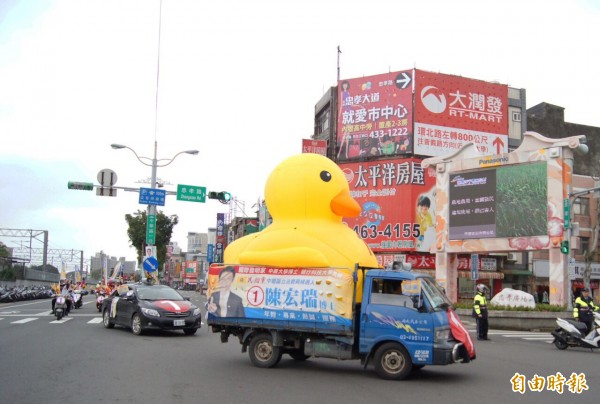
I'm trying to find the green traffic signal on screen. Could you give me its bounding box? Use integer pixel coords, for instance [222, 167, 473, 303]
[208, 191, 232, 203]
[560, 240, 569, 254]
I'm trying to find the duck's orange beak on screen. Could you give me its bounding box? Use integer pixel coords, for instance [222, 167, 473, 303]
[331, 189, 361, 218]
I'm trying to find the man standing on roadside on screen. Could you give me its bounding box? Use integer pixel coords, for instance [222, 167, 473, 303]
[473, 284, 490, 341]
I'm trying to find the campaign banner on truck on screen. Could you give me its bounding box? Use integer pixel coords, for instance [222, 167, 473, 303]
[339, 157, 437, 253]
[206, 264, 355, 325]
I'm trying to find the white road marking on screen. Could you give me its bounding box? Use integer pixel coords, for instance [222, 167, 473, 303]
[87, 318, 103, 324]
[11, 318, 38, 324]
[33, 311, 53, 316]
[50, 317, 73, 324]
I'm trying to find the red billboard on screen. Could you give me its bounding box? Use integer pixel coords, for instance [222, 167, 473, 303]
[414, 69, 508, 157]
[340, 158, 437, 253]
[336, 70, 413, 161]
[184, 261, 198, 279]
[302, 139, 327, 156]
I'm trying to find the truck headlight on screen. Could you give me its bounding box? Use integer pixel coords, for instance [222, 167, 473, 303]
[434, 327, 450, 342]
[141, 307, 160, 317]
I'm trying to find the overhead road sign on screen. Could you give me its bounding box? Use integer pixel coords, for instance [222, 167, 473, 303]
[139, 188, 166, 206]
[177, 184, 206, 203]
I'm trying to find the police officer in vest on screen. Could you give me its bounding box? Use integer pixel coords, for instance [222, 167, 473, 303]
[473, 284, 490, 341]
[574, 288, 598, 335]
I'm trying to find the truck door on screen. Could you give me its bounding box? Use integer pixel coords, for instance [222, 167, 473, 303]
[360, 278, 435, 365]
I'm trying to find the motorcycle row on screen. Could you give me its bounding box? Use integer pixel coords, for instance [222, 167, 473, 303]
[0, 285, 55, 303]
[51, 287, 89, 320]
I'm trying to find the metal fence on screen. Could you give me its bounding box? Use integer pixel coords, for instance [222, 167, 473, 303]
[24, 268, 60, 282]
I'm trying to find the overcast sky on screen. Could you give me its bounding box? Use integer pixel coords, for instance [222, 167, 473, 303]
[1, 0, 599, 269]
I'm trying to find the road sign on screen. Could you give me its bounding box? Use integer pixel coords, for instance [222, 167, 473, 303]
[143, 256, 159, 273]
[97, 169, 117, 187]
[96, 187, 117, 197]
[471, 254, 479, 280]
[176, 184, 206, 203]
[68, 181, 94, 191]
[139, 187, 166, 206]
[146, 214, 156, 245]
[564, 198, 570, 229]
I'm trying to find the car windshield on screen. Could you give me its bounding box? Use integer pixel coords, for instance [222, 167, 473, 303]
[136, 287, 184, 301]
[420, 277, 453, 311]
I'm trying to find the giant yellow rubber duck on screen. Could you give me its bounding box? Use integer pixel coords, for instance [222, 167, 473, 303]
[224, 153, 379, 269]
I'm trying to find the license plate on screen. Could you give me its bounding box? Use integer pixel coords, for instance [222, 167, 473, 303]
[174, 319, 185, 326]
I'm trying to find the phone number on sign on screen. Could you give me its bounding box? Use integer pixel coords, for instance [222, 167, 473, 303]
[353, 223, 421, 239]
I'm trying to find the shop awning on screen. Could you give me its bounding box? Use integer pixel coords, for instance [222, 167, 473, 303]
[458, 271, 504, 280]
[501, 269, 533, 276]
[414, 270, 504, 280]
[414, 270, 436, 277]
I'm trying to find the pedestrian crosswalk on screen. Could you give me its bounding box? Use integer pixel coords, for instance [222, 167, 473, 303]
[1, 316, 105, 325]
[461, 321, 555, 343]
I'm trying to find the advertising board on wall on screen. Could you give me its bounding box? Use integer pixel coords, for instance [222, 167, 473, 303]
[340, 158, 436, 253]
[414, 69, 508, 157]
[302, 139, 327, 156]
[449, 162, 548, 240]
[336, 70, 413, 162]
[215, 213, 225, 263]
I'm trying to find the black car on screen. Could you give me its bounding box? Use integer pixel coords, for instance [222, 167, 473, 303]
[102, 284, 201, 336]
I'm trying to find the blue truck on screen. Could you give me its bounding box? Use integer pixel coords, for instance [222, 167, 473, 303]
[207, 264, 475, 380]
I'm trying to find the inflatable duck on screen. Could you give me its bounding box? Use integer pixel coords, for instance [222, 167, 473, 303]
[224, 153, 379, 269]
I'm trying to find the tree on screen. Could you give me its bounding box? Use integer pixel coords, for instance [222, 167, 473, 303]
[125, 210, 179, 274]
[0, 242, 9, 257]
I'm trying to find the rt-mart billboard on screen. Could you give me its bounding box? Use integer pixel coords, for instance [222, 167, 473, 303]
[336, 68, 509, 159]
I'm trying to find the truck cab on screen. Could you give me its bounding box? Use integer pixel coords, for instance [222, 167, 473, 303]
[359, 269, 474, 378]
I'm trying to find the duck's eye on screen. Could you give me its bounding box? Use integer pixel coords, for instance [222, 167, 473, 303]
[320, 170, 332, 182]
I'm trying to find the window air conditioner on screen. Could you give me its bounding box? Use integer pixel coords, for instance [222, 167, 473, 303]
[507, 253, 518, 262]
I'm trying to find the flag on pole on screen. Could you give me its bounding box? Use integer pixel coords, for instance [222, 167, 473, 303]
[60, 262, 67, 280]
[110, 262, 122, 279]
[75, 265, 82, 282]
[103, 256, 108, 285]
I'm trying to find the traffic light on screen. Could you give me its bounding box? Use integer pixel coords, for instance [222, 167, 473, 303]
[208, 191, 232, 204]
[560, 240, 569, 254]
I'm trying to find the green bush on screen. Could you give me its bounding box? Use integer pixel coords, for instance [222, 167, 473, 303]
[0, 268, 16, 281]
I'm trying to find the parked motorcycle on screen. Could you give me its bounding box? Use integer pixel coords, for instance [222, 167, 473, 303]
[54, 295, 67, 320]
[96, 291, 106, 312]
[551, 312, 600, 350]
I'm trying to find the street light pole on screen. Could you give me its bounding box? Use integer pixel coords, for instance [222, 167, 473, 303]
[111, 142, 198, 277]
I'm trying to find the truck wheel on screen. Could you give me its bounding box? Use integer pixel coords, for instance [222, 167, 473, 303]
[373, 342, 412, 380]
[249, 333, 282, 368]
